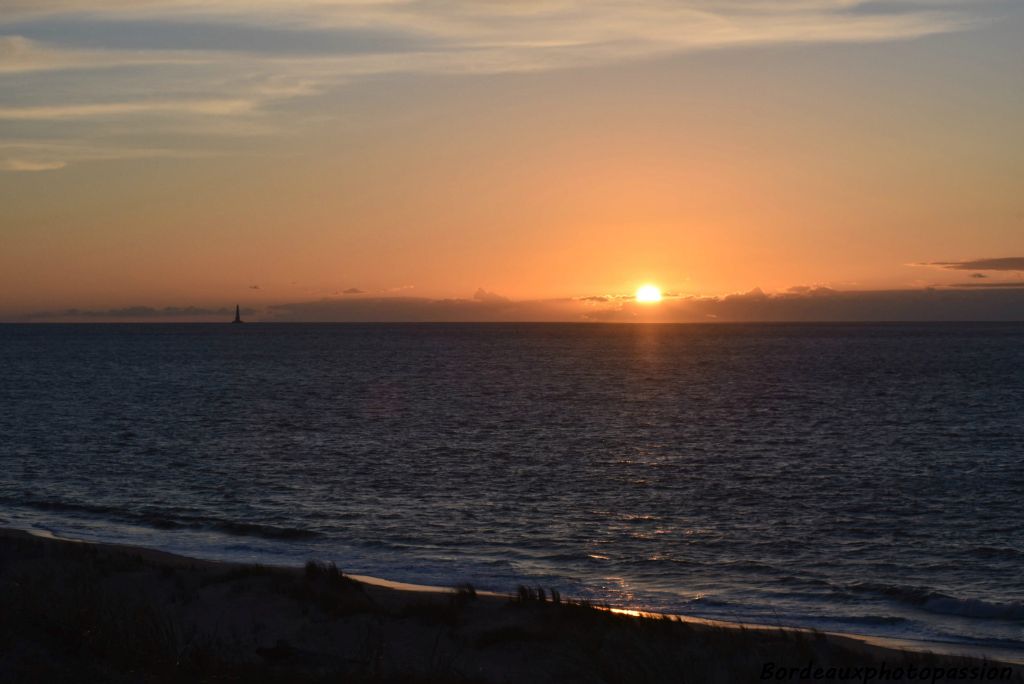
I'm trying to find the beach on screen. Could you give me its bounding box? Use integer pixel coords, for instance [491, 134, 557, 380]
[5, 0, 1024, 677]
[5, 323, 1023, 651]
[1, 528, 1019, 683]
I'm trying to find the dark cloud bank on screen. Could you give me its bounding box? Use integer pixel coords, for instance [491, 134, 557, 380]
[12, 306, 257, 322]
[10, 287, 1024, 323]
[263, 287, 1024, 323]
[929, 257, 1024, 272]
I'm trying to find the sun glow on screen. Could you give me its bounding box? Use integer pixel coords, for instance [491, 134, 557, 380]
[636, 284, 662, 303]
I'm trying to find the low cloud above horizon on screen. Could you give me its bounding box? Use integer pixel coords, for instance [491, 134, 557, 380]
[12, 285, 1024, 323]
[11, 305, 258, 321]
[927, 257, 1024, 272]
[257, 286, 1024, 323]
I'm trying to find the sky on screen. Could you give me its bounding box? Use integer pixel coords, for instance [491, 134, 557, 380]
[1, 0, 1022, 322]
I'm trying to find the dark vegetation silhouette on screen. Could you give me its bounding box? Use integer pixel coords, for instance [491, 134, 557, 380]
[0, 531, 1018, 683]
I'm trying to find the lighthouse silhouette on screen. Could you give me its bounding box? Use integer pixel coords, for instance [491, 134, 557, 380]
[231, 305, 244, 324]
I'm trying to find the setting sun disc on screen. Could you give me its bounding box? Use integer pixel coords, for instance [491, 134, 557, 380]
[636, 285, 662, 303]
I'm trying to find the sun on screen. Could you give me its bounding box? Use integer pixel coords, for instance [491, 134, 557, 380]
[636, 284, 662, 303]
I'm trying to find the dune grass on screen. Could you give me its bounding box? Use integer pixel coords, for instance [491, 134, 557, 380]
[0, 531, 1019, 683]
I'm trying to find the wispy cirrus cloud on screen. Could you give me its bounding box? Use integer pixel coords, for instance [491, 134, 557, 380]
[1, 2, 990, 71]
[0, 158, 67, 171]
[0, 1, 1004, 170]
[0, 35, 214, 73]
[0, 138, 223, 172]
[0, 98, 256, 120]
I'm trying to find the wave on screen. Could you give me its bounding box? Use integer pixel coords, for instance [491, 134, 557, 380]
[207, 520, 321, 540]
[922, 596, 1024, 621]
[840, 615, 909, 626]
[844, 582, 1024, 621]
[8, 498, 120, 517]
[968, 545, 1024, 561]
[7, 498, 321, 541]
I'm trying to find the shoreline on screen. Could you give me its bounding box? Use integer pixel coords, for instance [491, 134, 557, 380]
[341, 575, 1024, 666]
[13, 526, 1024, 665]
[10, 526, 1024, 666]
[1, 526, 1020, 682]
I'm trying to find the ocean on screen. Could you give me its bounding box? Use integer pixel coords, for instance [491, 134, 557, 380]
[1, 322, 1022, 651]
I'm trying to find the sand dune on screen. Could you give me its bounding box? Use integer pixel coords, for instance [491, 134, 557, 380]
[0, 528, 1019, 683]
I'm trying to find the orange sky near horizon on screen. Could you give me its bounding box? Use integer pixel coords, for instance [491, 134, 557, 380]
[1, 2, 1022, 319]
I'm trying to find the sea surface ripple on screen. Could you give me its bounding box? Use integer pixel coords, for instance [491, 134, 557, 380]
[1, 323, 1022, 649]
